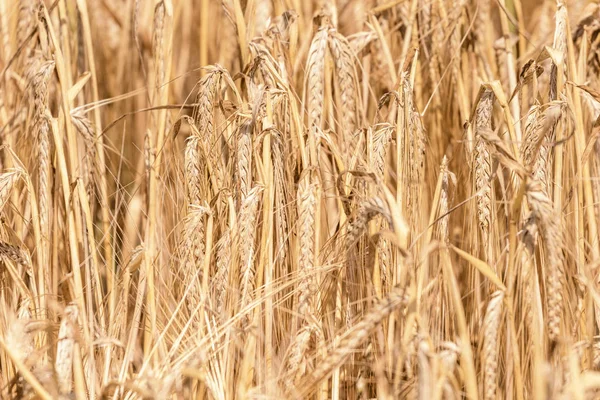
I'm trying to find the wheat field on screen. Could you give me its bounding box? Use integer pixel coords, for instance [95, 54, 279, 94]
[0, 0, 600, 398]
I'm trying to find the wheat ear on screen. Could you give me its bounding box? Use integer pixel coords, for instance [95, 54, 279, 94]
[483, 291, 504, 400]
[474, 88, 495, 259]
[526, 181, 565, 342]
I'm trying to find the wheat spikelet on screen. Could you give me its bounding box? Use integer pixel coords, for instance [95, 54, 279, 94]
[483, 291, 504, 400]
[152, 1, 167, 92]
[271, 129, 289, 264]
[285, 323, 314, 388]
[533, 136, 555, 196]
[71, 111, 98, 200]
[214, 229, 231, 317]
[474, 89, 495, 255]
[328, 28, 358, 154]
[532, 103, 562, 195]
[405, 84, 426, 189]
[306, 27, 329, 134]
[375, 236, 391, 288]
[236, 120, 253, 204]
[55, 304, 78, 395]
[29, 59, 54, 242]
[192, 66, 225, 188]
[399, 75, 427, 232]
[370, 123, 393, 179]
[192, 66, 223, 128]
[185, 134, 203, 205]
[181, 204, 209, 312]
[0, 241, 30, 269]
[370, 124, 394, 286]
[521, 105, 543, 170]
[439, 156, 451, 244]
[345, 197, 388, 248]
[526, 181, 565, 341]
[297, 172, 319, 317]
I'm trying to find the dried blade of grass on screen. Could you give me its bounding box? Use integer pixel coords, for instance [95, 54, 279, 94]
[450, 245, 507, 291]
[479, 127, 527, 177]
[0, 170, 21, 212]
